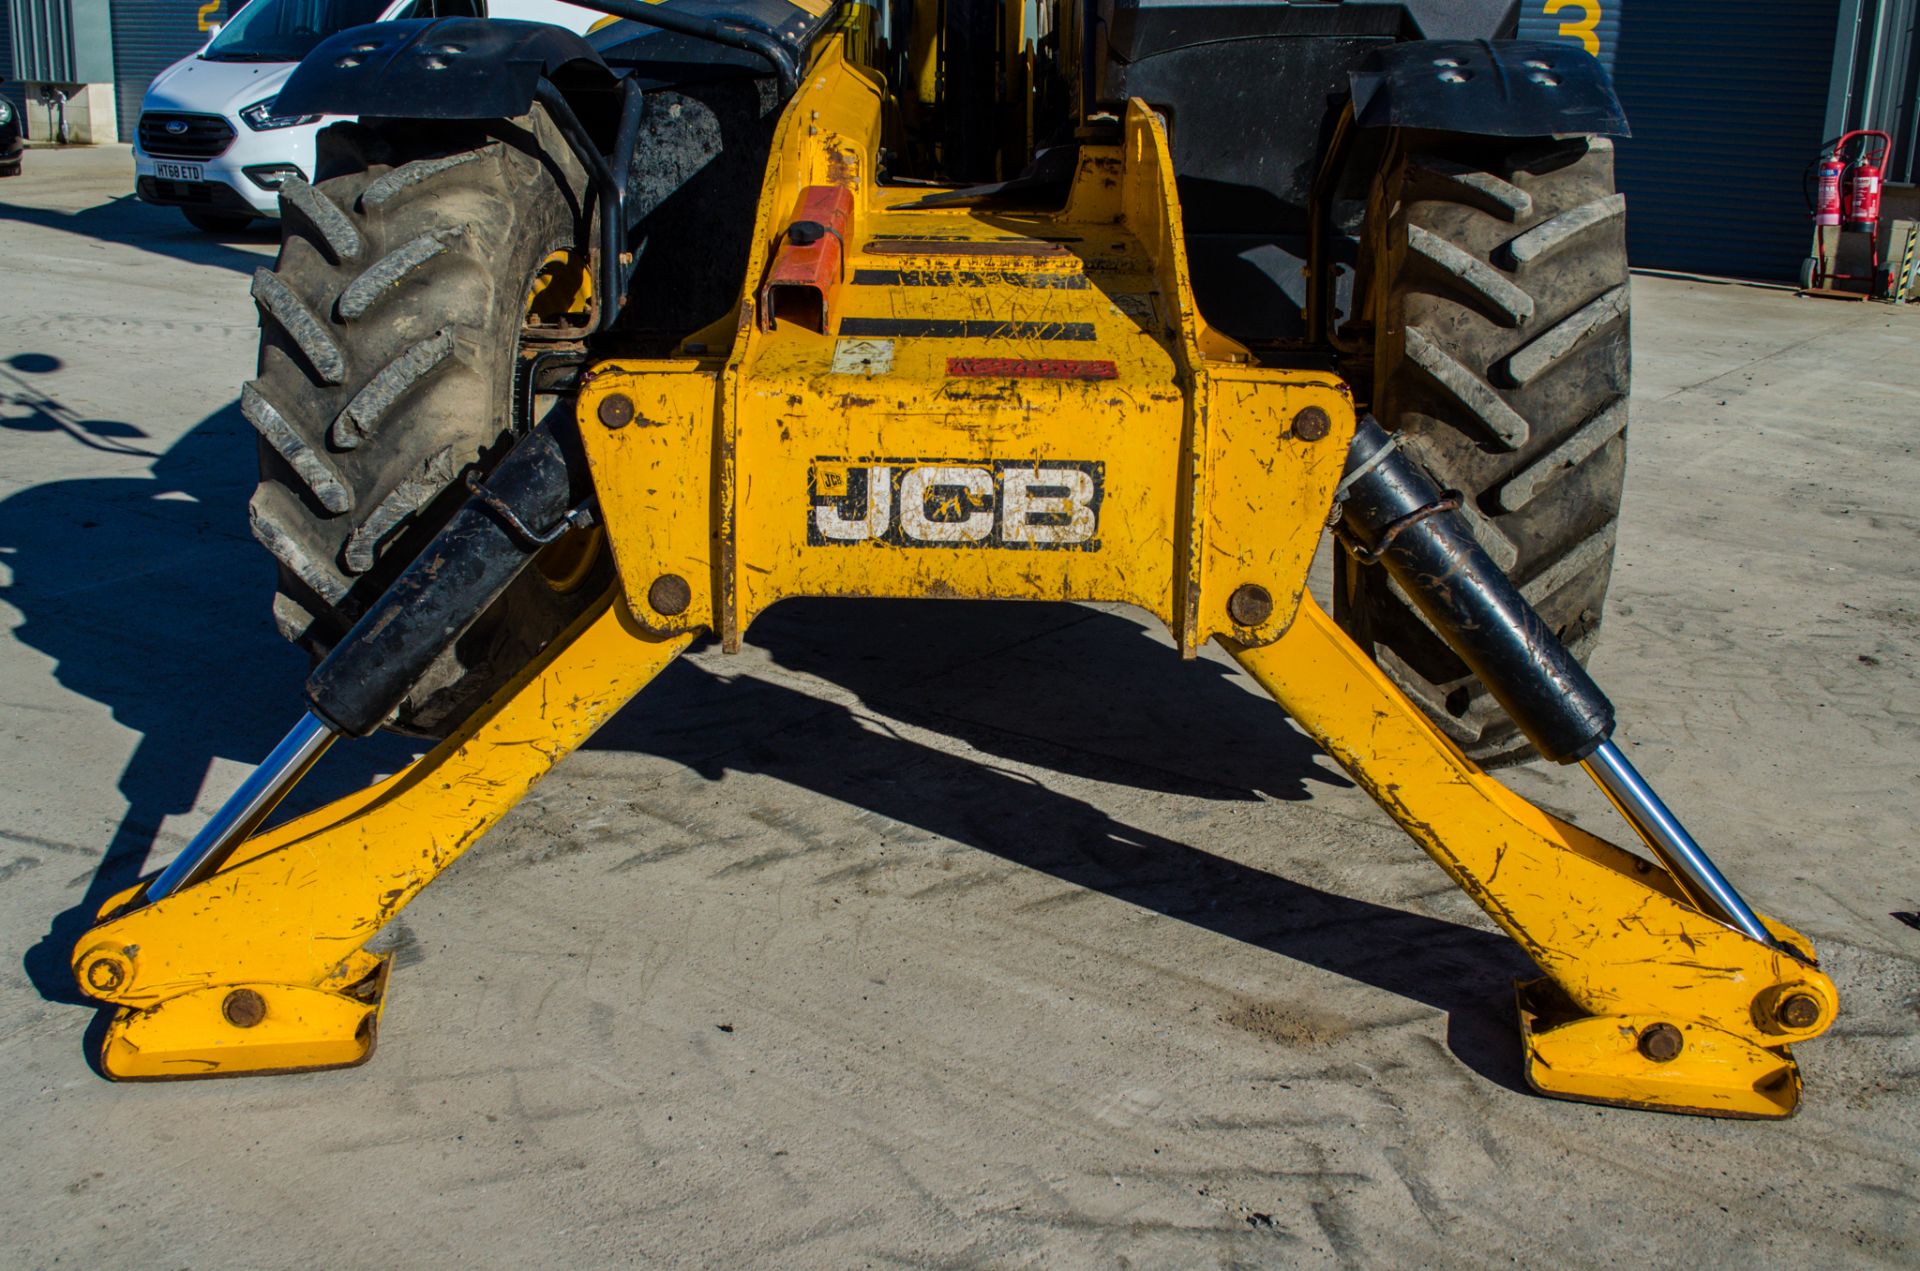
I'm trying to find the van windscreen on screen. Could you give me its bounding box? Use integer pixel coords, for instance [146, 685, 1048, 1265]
[203, 0, 397, 62]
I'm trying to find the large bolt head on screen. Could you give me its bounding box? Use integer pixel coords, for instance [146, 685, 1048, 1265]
[1777, 993, 1822, 1031]
[597, 393, 635, 429]
[1291, 407, 1332, 442]
[1638, 1022, 1684, 1063]
[648, 573, 692, 617]
[1228, 583, 1274, 628]
[222, 989, 267, 1029]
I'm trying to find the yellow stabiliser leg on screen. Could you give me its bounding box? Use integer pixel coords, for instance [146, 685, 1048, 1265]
[1232, 600, 1836, 1118]
[70, 592, 692, 1080]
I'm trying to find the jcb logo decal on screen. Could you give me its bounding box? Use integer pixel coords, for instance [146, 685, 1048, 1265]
[808, 459, 1103, 550]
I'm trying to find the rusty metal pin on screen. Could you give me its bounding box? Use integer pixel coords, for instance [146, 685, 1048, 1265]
[83, 955, 126, 993]
[648, 573, 692, 617]
[1292, 406, 1332, 442]
[222, 988, 267, 1029]
[1777, 993, 1821, 1031]
[597, 393, 635, 429]
[1638, 1022, 1684, 1063]
[1228, 583, 1273, 628]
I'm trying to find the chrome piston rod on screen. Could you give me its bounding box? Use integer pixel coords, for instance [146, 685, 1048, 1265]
[140, 422, 588, 906]
[145, 711, 338, 903]
[1581, 739, 1775, 948]
[1334, 419, 1781, 951]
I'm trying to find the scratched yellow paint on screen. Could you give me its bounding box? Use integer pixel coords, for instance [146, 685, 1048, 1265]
[1234, 602, 1835, 1118]
[580, 44, 1356, 656]
[73, 596, 692, 1078]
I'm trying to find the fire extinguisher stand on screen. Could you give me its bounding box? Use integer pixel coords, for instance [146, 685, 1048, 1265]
[1804, 130, 1893, 298]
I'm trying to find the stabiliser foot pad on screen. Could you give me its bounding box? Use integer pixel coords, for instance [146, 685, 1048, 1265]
[1516, 978, 1801, 1119]
[97, 959, 391, 1081]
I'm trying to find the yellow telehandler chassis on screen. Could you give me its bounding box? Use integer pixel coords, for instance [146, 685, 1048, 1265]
[70, 39, 1834, 1116]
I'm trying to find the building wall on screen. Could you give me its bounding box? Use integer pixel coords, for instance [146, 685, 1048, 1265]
[1827, 0, 1920, 183]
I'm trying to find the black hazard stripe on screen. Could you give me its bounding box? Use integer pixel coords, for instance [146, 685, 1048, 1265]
[851, 269, 1090, 290]
[838, 318, 1097, 340]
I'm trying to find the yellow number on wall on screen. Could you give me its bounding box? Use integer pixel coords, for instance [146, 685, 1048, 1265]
[198, 0, 221, 31]
[1543, 0, 1601, 55]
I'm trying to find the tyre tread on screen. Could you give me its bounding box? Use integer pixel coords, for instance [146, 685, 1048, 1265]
[241, 382, 353, 514]
[251, 268, 346, 385]
[1350, 133, 1631, 765]
[279, 176, 363, 263]
[339, 229, 464, 321]
[332, 328, 458, 448]
[361, 150, 488, 209]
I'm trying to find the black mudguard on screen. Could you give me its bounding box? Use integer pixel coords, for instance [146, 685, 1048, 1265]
[1350, 39, 1629, 137]
[275, 18, 615, 120]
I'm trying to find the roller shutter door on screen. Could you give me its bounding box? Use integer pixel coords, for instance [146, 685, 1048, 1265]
[1518, 0, 1840, 280]
[110, 0, 231, 139]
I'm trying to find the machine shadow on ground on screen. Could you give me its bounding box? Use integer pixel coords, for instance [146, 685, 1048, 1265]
[4, 393, 417, 1015]
[587, 611, 1534, 1092]
[7, 393, 1530, 1093]
[0, 190, 277, 275]
[1, 354, 159, 456]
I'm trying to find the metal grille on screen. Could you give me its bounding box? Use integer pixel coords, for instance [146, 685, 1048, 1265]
[111, 0, 230, 138]
[141, 176, 220, 203]
[137, 173, 254, 207]
[139, 111, 236, 158]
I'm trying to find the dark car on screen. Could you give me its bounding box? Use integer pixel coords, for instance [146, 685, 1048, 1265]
[0, 80, 22, 177]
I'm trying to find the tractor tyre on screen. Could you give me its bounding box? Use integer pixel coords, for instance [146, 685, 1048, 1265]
[245, 110, 606, 739]
[1341, 133, 1631, 766]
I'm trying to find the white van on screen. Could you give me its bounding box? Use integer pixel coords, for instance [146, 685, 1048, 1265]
[134, 0, 603, 232]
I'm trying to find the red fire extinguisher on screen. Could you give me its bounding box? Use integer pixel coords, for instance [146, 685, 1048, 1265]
[1840, 130, 1890, 235]
[1814, 155, 1845, 227]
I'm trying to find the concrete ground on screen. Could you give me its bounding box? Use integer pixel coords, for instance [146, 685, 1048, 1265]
[1, 146, 1916, 1268]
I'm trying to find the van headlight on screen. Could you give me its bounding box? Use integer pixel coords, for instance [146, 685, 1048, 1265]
[0, 99, 14, 126]
[239, 98, 320, 131]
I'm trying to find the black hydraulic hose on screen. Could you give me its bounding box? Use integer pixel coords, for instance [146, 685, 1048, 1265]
[610, 76, 647, 305]
[1335, 423, 1785, 941]
[1305, 104, 1354, 351]
[1335, 416, 1614, 763]
[534, 79, 626, 333]
[304, 421, 593, 738]
[572, 0, 799, 94]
